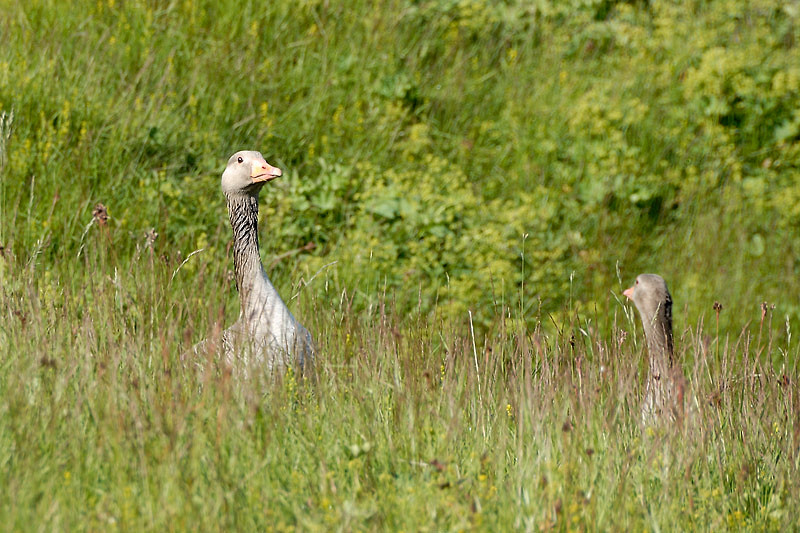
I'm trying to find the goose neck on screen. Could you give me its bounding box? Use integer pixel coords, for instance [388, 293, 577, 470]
[643, 316, 674, 377]
[226, 192, 264, 305]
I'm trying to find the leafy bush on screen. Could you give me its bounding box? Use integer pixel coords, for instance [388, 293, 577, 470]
[1, 0, 800, 330]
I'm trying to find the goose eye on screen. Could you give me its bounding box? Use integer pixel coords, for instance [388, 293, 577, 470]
[237, 156, 244, 164]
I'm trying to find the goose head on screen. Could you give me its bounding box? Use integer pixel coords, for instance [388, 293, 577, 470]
[221, 150, 282, 196]
[623, 273, 673, 355]
[623, 274, 671, 323]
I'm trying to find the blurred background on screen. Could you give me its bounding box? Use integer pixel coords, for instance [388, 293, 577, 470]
[2, 0, 799, 343]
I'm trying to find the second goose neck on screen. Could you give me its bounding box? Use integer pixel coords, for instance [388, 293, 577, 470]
[643, 312, 674, 377]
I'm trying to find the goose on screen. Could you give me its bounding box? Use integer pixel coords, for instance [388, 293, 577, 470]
[623, 273, 686, 421]
[189, 150, 314, 375]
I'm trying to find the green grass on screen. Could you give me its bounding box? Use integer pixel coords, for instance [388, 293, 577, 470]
[1, 0, 800, 530]
[2, 244, 798, 530]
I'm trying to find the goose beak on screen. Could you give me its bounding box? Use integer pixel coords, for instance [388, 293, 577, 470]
[623, 286, 634, 300]
[251, 160, 283, 183]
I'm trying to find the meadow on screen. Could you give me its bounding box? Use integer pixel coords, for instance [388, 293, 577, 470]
[1, 0, 799, 530]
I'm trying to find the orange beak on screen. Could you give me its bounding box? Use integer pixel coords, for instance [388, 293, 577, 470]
[251, 160, 282, 183]
[623, 286, 634, 300]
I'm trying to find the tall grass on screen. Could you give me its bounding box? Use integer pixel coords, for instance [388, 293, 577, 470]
[1, 238, 798, 530]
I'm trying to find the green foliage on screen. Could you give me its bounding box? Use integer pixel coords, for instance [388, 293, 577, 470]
[2, 0, 800, 329]
[298, 155, 569, 322]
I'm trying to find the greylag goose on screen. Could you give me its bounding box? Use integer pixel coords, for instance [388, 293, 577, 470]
[190, 150, 314, 375]
[623, 273, 686, 421]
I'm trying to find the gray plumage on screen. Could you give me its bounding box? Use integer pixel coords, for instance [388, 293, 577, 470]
[189, 150, 314, 375]
[623, 273, 685, 421]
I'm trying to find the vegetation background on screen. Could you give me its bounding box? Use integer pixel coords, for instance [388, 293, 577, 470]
[1, 0, 799, 530]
